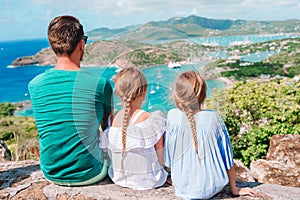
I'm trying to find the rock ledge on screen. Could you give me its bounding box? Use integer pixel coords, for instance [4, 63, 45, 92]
[1, 160, 300, 200]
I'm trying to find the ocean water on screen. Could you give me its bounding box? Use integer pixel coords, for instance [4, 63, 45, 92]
[145, 33, 300, 46]
[191, 33, 300, 46]
[1, 34, 298, 115]
[84, 64, 225, 113]
[0, 39, 51, 102]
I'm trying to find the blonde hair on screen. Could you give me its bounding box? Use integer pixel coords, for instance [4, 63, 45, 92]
[114, 67, 148, 161]
[173, 71, 207, 160]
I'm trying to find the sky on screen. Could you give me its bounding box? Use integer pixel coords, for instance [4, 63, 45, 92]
[0, 0, 300, 41]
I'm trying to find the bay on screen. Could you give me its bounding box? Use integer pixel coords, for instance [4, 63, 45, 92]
[1, 34, 298, 115]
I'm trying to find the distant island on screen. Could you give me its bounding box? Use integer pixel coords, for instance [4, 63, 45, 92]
[86, 15, 300, 41]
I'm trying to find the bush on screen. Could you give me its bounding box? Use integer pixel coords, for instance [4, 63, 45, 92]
[0, 113, 38, 161]
[207, 78, 300, 166]
[0, 103, 16, 117]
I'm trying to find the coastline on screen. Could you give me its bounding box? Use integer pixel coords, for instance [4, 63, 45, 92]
[216, 76, 236, 88]
[12, 100, 33, 117]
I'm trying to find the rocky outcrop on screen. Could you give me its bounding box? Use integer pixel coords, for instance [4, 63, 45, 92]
[251, 159, 299, 187]
[250, 134, 300, 187]
[266, 134, 300, 167]
[1, 134, 299, 199]
[11, 48, 56, 67]
[0, 140, 11, 161]
[234, 159, 255, 182]
[1, 160, 300, 200]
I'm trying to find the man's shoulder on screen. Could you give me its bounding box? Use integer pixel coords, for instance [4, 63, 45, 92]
[78, 70, 109, 84]
[28, 70, 48, 89]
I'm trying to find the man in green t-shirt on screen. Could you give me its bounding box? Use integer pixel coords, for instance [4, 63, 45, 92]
[28, 15, 113, 186]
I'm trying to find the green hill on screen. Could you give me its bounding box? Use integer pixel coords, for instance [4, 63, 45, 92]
[87, 15, 300, 41]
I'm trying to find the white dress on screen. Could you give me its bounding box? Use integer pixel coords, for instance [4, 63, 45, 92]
[100, 110, 168, 190]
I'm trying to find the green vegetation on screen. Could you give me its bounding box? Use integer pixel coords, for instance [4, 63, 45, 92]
[220, 61, 285, 79]
[0, 103, 38, 161]
[207, 78, 300, 166]
[130, 48, 183, 66]
[227, 38, 300, 56]
[0, 102, 17, 116]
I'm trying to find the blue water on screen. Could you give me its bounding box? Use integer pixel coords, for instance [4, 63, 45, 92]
[0, 39, 51, 102]
[145, 33, 300, 46]
[1, 34, 298, 115]
[191, 33, 300, 47]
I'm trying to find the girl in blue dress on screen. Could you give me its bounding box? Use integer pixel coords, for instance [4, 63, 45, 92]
[164, 71, 257, 199]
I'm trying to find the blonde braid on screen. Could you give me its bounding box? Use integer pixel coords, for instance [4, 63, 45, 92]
[181, 105, 200, 162]
[114, 67, 148, 171]
[173, 71, 207, 163]
[121, 96, 131, 171]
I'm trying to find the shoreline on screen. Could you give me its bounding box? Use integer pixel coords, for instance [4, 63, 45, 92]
[216, 77, 236, 88]
[12, 100, 33, 117]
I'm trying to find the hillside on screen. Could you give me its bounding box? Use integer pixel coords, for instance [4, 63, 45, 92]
[87, 15, 300, 41]
[203, 38, 300, 80]
[11, 40, 218, 68]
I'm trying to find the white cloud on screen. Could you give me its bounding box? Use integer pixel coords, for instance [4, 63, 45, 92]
[0, 0, 299, 41]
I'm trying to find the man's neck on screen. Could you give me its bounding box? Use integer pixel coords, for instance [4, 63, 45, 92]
[55, 56, 80, 70]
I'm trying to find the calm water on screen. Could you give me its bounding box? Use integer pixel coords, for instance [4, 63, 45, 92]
[84, 64, 225, 113]
[1, 34, 298, 115]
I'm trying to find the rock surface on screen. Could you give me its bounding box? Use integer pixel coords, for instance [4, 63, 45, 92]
[1, 160, 300, 200]
[266, 134, 300, 167]
[1, 134, 299, 199]
[250, 134, 300, 187]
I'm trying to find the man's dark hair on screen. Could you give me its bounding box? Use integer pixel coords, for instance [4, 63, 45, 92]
[48, 15, 84, 56]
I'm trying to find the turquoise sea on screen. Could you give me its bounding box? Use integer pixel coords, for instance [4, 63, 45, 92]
[0, 34, 299, 115]
[84, 64, 224, 114]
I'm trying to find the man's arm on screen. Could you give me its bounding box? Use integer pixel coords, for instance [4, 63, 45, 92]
[100, 80, 113, 131]
[101, 112, 111, 131]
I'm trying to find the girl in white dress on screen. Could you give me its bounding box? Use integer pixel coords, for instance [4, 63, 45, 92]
[100, 67, 167, 190]
[164, 71, 257, 199]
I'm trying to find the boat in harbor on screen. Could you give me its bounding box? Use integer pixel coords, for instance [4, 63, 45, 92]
[149, 84, 156, 94]
[168, 61, 181, 69]
[156, 68, 163, 79]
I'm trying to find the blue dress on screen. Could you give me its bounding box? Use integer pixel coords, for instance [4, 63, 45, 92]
[164, 109, 234, 199]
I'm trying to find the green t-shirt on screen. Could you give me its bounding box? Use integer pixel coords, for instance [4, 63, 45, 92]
[28, 68, 112, 183]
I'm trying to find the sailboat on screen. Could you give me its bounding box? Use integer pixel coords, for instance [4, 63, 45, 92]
[149, 84, 156, 94]
[148, 101, 153, 110]
[155, 82, 160, 90]
[157, 68, 163, 79]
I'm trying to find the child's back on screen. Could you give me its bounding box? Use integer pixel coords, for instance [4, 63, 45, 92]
[164, 71, 257, 199]
[101, 110, 167, 190]
[165, 108, 233, 199]
[100, 67, 167, 190]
